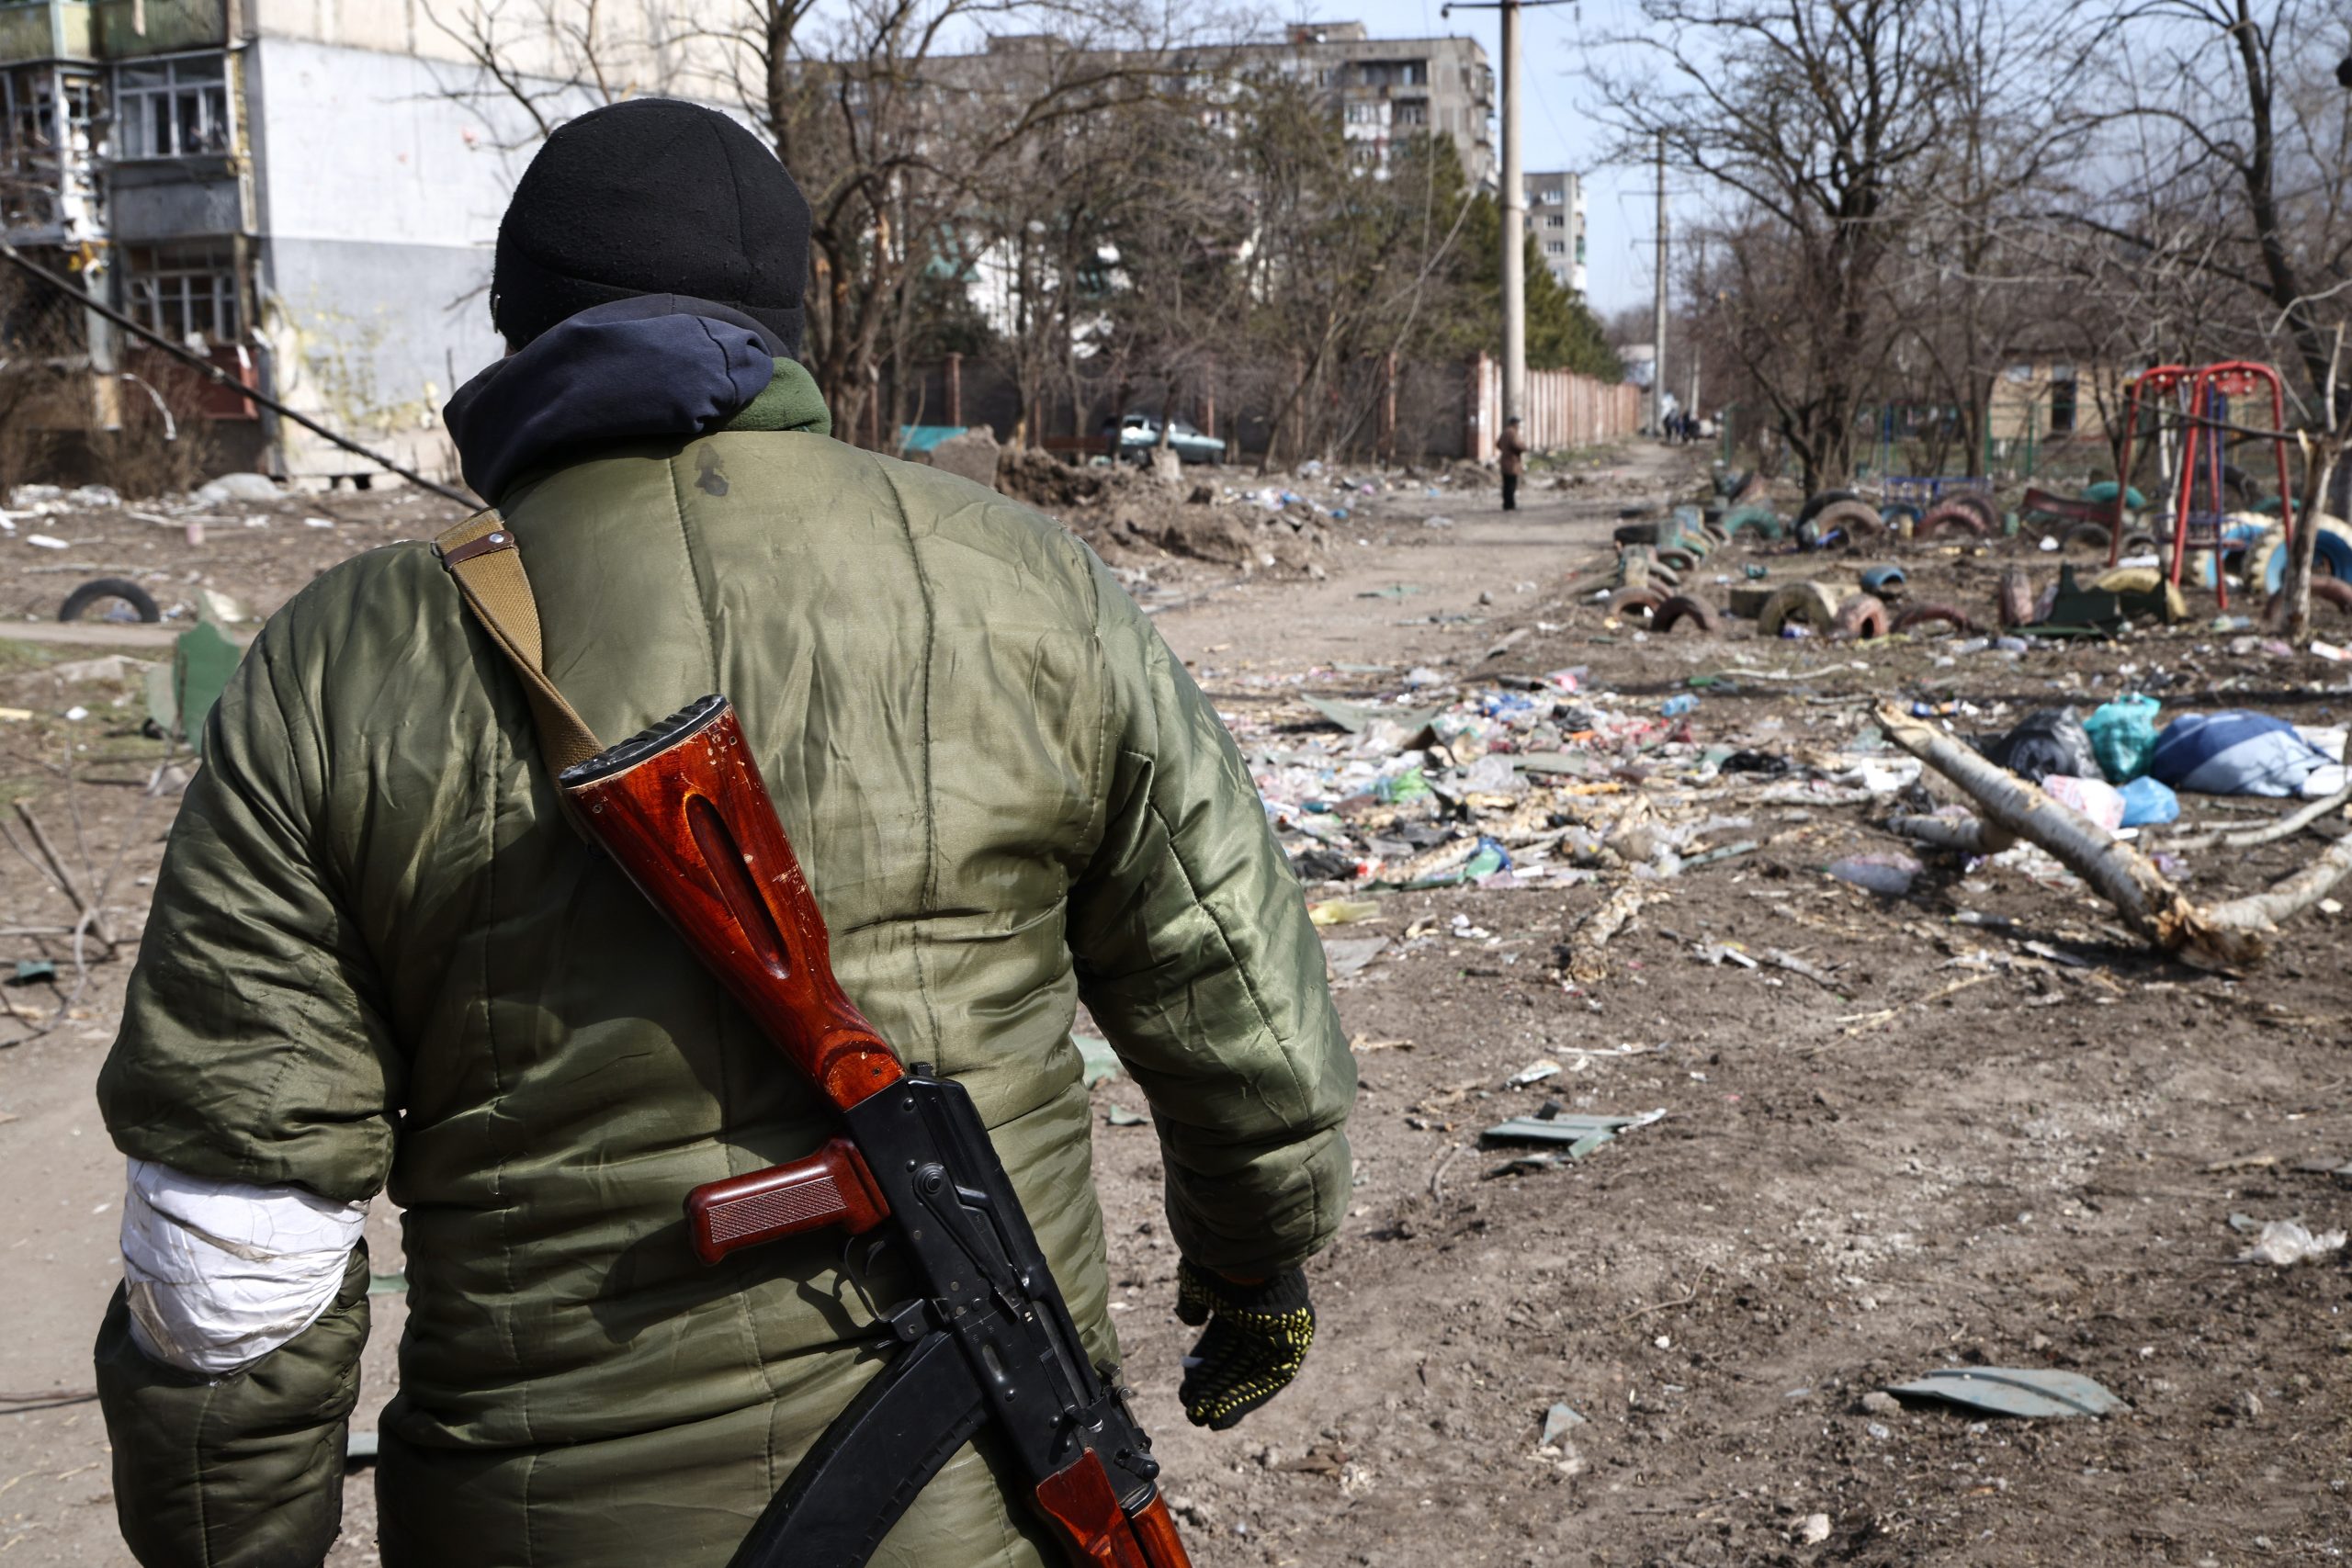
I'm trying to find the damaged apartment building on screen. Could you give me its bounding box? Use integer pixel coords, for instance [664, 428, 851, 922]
[0, 1, 587, 486]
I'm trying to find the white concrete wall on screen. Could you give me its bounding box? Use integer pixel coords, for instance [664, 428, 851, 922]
[245, 34, 555, 478]
[242, 5, 745, 479]
[252, 0, 737, 85]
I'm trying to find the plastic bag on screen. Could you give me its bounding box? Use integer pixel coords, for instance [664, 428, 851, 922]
[1977, 707, 2098, 784]
[2117, 776, 2180, 828]
[2082, 694, 2162, 783]
[2043, 774, 2126, 831]
[2148, 711, 2335, 797]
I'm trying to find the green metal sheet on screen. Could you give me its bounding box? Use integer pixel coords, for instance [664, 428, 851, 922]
[1885, 1367, 2123, 1420]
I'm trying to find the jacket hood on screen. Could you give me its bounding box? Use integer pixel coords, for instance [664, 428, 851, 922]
[444, 295, 801, 502]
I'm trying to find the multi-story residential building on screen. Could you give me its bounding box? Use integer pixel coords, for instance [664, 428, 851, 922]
[0, 1, 702, 483]
[1523, 169, 1586, 294]
[1263, 20, 1493, 185]
[972, 21, 1495, 186]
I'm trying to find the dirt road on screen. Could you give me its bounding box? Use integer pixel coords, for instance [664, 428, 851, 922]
[5, 448, 2349, 1566]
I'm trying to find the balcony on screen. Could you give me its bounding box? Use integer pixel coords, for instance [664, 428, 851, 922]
[0, 1, 225, 64]
[95, 0, 225, 58]
[0, 3, 95, 64]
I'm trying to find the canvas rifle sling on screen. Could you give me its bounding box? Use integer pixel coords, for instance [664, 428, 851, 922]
[433, 513, 605, 773]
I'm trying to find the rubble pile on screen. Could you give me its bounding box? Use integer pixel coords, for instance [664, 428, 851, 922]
[1216, 661, 1918, 897]
[991, 448, 1548, 572]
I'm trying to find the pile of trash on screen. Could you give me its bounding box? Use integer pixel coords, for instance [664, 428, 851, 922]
[1226, 665, 1922, 891]
[1963, 695, 2346, 833]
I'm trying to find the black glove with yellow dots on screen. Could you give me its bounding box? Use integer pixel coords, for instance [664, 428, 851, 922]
[1174, 1260, 1315, 1430]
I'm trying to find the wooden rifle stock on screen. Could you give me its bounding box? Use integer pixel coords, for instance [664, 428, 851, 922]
[560, 697, 905, 1112]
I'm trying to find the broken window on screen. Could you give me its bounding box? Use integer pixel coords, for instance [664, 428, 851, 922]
[2050, 364, 2078, 434]
[2, 66, 102, 231]
[123, 243, 240, 345]
[116, 54, 231, 160]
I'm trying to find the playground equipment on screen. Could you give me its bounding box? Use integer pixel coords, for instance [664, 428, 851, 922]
[2166, 362, 2296, 611]
[2088, 362, 2301, 610]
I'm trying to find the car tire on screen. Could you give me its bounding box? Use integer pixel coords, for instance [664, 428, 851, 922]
[1758, 581, 1839, 637]
[1834, 593, 1890, 640]
[58, 577, 161, 624]
[1892, 602, 1975, 637]
[1651, 594, 1720, 635]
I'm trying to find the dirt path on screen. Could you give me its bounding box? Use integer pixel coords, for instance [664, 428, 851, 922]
[1144, 456, 1672, 674]
[6, 443, 2351, 1566]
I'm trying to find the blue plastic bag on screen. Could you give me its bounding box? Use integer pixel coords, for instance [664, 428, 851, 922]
[2117, 776, 2179, 827]
[2148, 711, 2335, 796]
[2083, 694, 2161, 783]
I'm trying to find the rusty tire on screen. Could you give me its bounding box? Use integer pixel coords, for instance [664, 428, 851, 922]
[1918, 500, 1991, 541]
[1945, 490, 2000, 530]
[1608, 585, 1666, 619]
[1795, 489, 1860, 525]
[1650, 594, 1721, 635]
[1702, 521, 1730, 547]
[2267, 577, 2352, 626]
[1758, 581, 1840, 637]
[1813, 499, 1885, 546]
[1996, 565, 2036, 629]
[1833, 592, 1890, 640]
[1891, 602, 1975, 637]
[1657, 545, 1702, 573]
[2063, 522, 2112, 554]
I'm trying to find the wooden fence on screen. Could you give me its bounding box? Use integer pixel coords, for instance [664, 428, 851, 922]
[1462, 353, 1645, 461]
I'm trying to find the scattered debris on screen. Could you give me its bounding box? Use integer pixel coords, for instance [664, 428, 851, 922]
[1075, 1033, 1119, 1087]
[2236, 1219, 2346, 1267]
[1481, 1105, 1666, 1162]
[1538, 1403, 1587, 1446]
[1880, 705, 2352, 968]
[1883, 1368, 2124, 1420]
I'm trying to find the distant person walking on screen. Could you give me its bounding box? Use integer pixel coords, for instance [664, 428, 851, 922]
[1498, 415, 1526, 511]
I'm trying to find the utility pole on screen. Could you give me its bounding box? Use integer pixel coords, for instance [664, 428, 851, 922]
[1499, 0, 1524, 430]
[1442, 0, 1570, 441]
[1651, 130, 1668, 438]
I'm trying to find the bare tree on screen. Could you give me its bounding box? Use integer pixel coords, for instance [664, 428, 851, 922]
[2064, 0, 2352, 412]
[1589, 0, 1982, 489]
[420, 0, 1214, 441]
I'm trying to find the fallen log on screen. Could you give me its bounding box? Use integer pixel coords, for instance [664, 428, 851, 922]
[1875, 705, 2351, 970]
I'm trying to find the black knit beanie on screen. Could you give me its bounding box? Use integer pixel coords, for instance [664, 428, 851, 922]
[492, 98, 809, 354]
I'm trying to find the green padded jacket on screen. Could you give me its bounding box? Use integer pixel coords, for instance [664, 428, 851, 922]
[93, 364, 1353, 1567]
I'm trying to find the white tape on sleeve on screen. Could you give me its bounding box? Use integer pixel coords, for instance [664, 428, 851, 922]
[119, 1157, 371, 1377]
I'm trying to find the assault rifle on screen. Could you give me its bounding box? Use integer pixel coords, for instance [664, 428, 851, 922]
[559, 694, 1193, 1568]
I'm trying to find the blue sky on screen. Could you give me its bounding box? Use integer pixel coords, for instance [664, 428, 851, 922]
[1323, 0, 1704, 314]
